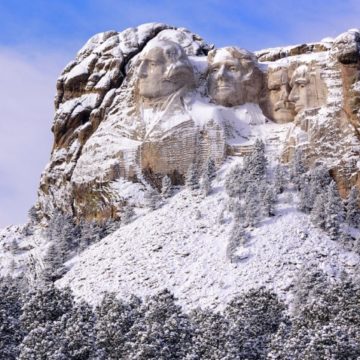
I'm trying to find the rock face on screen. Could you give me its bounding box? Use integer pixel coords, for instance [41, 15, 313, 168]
[36, 24, 360, 222]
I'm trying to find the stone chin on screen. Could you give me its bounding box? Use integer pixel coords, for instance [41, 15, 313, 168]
[272, 108, 294, 123]
[210, 88, 243, 107]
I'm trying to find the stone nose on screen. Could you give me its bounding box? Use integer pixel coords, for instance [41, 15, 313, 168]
[215, 65, 227, 79]
[288, 86, 299, 102]
[138, 62, 147, 78]
[279, 85, 289, 101]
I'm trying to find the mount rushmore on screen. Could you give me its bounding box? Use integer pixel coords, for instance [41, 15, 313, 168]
[35, 23, 360, 222]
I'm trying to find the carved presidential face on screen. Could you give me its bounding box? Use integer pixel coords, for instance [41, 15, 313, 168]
[288, 65, 311, 114]
[288, 64, 327, 115]
[267, 67, 295, 123]
[137, 39, 195, 101]
[207, 47, 262, 107]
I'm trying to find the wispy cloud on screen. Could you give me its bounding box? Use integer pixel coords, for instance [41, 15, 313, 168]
[0, 47, 69, 227]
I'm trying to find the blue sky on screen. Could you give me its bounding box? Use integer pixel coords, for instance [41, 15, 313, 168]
[0, 0, 359, 227]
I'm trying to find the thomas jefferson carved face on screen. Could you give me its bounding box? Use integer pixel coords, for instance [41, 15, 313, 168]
[267, 67, 295, 123]
[137, 39, 195, 100]
[207, 47, 262, 107]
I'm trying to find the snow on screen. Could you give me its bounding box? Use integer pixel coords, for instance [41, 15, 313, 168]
[63, 54, 97, 83]
[56, 156, 359, 311]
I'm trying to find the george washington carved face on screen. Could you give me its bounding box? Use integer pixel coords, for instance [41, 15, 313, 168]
[207, 47, 263, 107]
[137, 39, 195, 101]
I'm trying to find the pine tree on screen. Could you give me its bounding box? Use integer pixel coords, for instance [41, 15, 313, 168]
[20, 284, 74, 334]
[124, 290, 193, 359]
[244, 183, 261, 227]
[186, 162, 200, 190]
[244, 138, 266, 180]
[188, 309, 228, 359]
[41, 242, 66, 282]
[291, 148, 306, 190]
[79, 220, 102, 251]
[95, 293, 142, 359]
[61, 300, 98, 359]
[262, 186, 276, 217]
[325, 181, 344, 240]
[345, 186, 360, 228]
[274, 164, 287, 194]
[28, 206, 39, 224]
[298, 177, 312, 214]
[18, 322, 66, 360]
[225, 163, 247, 197]
[200, 173, 211, 197]
[224, 288, 287, 359]
[144, 188, 161, 210]
[122, 205, 135, 225]
[161, 175, 173, 198]
[226, 224, 249, 262]
[0, 277, 24, 360]
[204, 157, 216, 180]
[310, 192, 327, 229]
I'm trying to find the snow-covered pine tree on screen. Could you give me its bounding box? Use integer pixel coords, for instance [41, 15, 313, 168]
[144, 187, 161, 210]
[161, 175, 173, 198]
[274, 164, 287, 194]
[28, 206, 39, 224]
[186, 162, 200, 190]
[122, 204, 135, 225]
[78, 220, 102, 251]
[232, 199, 244, 223]
[124, 290, 192, 359]
[200, 172, 211, 197]
[308, 165, 332, 207]
[224, 288, 287, 359]
[225, 163, 246, 197]
[310, 192, 327, 230]
[18, 322, 64, 360]
[262, 186, 276, 217]
[61, 300, 98, 359]
[244, 138, 266, 180]
[226, 224, 249, 262]
[298, 176, 312, 214]
[95, 293, 142, 359]
[20, 284, 74, 334]
[188, 309, 228, 359]
[102, 218, 121, 236]
[291, 148, 306, 190]
[204, 157, 216, 180]
[46, 211, 79, 257]
[0, 277, 23, 360]
[325, 181, 345, 240]
[41, 242, 66, 282]
[244, 183, 261, 227]
[345, 186, 360, 228]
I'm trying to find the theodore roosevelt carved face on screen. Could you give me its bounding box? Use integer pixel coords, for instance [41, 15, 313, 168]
[207, 47, 263, 107]
[267, 67, 295, 123]
[137, 39, 195, 101]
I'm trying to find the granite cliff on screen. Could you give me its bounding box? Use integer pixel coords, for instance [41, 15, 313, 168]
[35, 23, 360, 223]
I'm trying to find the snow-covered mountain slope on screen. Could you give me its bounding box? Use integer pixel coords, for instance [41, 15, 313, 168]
[56, 156, 359, 310]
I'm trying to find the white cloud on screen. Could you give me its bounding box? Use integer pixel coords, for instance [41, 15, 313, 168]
[0, 47, 70, 227]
